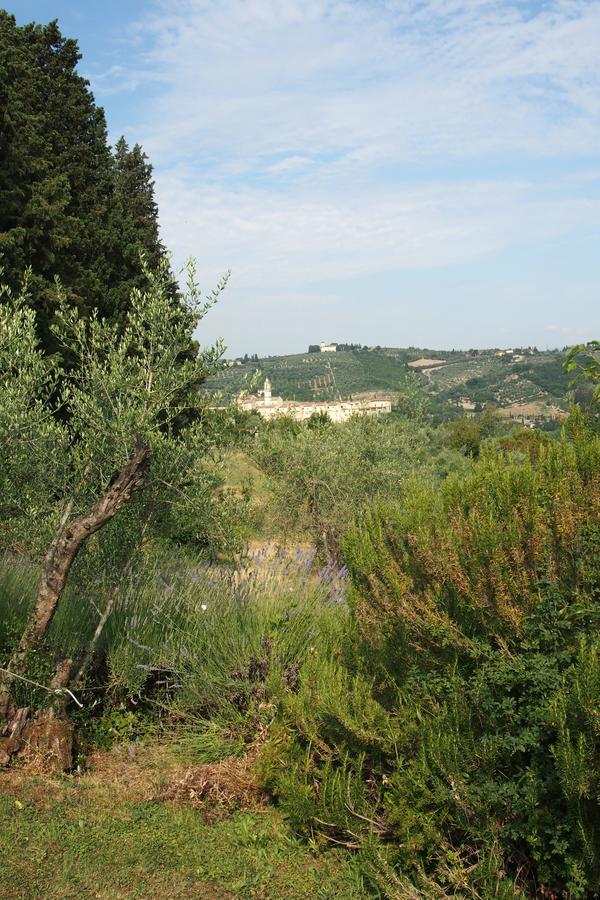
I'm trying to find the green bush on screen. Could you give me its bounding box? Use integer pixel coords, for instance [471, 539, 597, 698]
[260, 419, 600, 897]
[552, 638, 600, 887]
[251, 415, 451, 554]
[442, 406, 507, 457]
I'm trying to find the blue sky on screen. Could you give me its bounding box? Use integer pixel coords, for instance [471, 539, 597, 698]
[12, 0, 600, 355]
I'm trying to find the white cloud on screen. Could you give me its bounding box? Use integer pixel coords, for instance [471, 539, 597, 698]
[156, 170, 600, 283]
[126, 0, 600, 164]
[99, 0, 600, 351]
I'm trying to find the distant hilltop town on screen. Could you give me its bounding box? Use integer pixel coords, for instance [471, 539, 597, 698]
[211, 343, 568, 431]
[238, 377, 392, 423]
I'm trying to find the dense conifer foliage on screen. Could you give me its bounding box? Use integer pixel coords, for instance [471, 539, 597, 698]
[107, 137, 177, 319]
[0, 12, 169, 350]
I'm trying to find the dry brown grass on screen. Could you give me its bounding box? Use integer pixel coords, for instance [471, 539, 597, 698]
[1, 738, 268, 821]
[407, 358, 447, 369]
[157, 743, 267, 820]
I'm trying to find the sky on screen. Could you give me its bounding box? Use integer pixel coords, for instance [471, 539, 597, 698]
[12, 0, 600, 356]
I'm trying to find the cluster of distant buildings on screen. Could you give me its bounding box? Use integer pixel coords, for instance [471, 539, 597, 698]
[238, 378, 392, 423]
[492, 348, 537, 361]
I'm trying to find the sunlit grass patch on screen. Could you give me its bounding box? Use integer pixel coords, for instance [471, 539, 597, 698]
[0, 756, 368, 899]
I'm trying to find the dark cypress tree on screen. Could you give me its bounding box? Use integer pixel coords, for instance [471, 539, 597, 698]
[113, 138, 162, 262]
[106, 137, 176, 320]
[0, 13, 115, 348]
[0, 13, 174, 351]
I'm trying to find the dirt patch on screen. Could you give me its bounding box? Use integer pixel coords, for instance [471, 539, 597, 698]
[408, 358, 446, 369]
[105, 876, 235, 900]
[0, 769, 68, 806]
[0, 741, 181, 803]
[157, 746, 266, 820]
[81, 741, 184, 800]
[1, 740, 266, 819]
[498, 402, 565, 419]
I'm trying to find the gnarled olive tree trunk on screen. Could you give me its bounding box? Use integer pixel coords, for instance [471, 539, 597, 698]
[0, 446, 150, 761]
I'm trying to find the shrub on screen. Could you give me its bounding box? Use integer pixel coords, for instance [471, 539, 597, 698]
[261, 421, 600, 896]
[552, 638, 600, 887]
[251, 415, 436, 555]
[442, 406, 506, 458]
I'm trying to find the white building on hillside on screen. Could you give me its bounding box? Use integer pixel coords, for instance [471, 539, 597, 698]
[238, 379, 392, 423]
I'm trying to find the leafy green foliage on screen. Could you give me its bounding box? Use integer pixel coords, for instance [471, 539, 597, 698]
[565, 341, 600, 393]
[565, 342, 600, 431]
[251, 415, 442, 554]
[0, 258, 256, 714]
[0, 259, 231, 556]
[260, 422, 600, 897]
[0, 275, 69, 552]
[442, 406, 507, 457]
[552, 638, 600, 885]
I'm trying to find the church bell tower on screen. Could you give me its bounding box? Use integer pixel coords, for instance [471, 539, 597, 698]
[263, 377, 272, 403]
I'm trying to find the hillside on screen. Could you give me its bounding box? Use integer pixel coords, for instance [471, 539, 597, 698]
[206, 347, 570, 420]
[206, 349, 411, 402]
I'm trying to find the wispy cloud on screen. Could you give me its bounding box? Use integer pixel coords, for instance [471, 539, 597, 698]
[100, 0, 600, 351]
[130, 0, 600, 162]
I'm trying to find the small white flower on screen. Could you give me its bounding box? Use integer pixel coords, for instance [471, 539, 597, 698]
[201, 603, 208, 611]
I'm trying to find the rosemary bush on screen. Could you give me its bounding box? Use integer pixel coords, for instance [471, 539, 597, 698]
[260, 416, 600, 897]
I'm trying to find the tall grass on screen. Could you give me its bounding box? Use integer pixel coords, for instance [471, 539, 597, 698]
[0, 544, 348, 760]
[0, 552, 100, 707]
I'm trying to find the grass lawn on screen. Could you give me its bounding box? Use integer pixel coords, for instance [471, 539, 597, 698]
[0, 746, 366, 899]
[219, 450, 271, 504]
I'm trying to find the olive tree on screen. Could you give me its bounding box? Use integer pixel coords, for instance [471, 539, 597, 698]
[565, 340, 600, 397]
[0, 260, 228, 752]
[252, 415, 434, 557]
